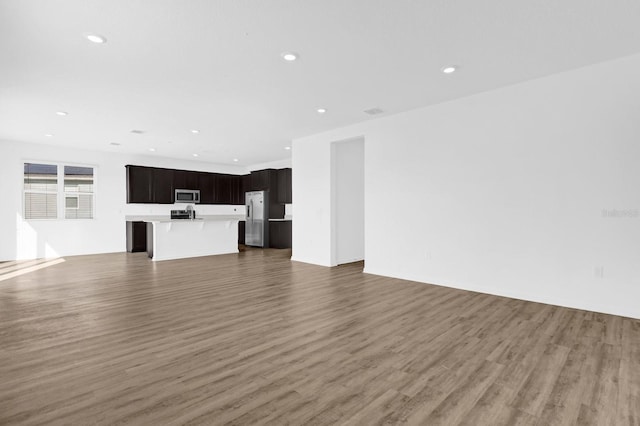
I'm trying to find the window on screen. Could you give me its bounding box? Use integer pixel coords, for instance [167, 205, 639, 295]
[23, 162, 95, 220]
[64, 166, 94, 219]
[24, 163, 58, 219]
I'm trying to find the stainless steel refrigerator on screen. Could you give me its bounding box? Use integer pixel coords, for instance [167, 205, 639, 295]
[245, 190, 269, 247]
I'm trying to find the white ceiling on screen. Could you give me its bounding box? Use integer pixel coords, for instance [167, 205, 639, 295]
[2, 0, 640, 167]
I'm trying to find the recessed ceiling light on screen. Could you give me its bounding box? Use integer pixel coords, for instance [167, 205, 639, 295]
[281, 52, 298, 62]
[192, 153, 199, 157]
[56, 111, 68, 116]
[191, 129, 200, 134]
[441, 65, 457, 74]
[284, 146, 291, 150]
[148, 148, 156, 152]
[45, 134, 53, 137]
[316, 108, 327, 114]
[233, 158, 239, 162]
[85, 33, 107, 44]
[110, 142, 121, 146]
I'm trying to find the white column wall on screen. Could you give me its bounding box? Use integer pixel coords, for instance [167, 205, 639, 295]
[290, 134, 333, 266]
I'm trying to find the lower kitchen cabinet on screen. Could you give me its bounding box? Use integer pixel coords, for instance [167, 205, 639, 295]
[126, 221, 147, 252]
[268, 221, 292, 249]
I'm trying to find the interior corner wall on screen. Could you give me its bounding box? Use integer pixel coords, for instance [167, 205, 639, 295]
[292, 52, 640, 319]
[0, 140, 246, 261]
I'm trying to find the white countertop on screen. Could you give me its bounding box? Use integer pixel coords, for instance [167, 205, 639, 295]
[126, 214, 245, 223]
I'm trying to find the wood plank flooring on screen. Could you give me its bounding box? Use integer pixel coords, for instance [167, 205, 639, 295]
[1, 249, 639, 425]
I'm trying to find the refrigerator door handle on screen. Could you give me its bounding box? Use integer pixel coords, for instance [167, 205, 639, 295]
[249, 200, 253, 222]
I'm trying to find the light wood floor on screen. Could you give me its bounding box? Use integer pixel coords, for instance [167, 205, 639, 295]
[1, 249, 639, 425]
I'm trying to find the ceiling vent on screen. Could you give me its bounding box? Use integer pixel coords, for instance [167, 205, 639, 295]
[130, 129, 145, 134]
[364, 107, 384, 115]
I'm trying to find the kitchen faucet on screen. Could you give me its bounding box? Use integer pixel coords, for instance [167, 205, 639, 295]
[186, 204, 195, 220]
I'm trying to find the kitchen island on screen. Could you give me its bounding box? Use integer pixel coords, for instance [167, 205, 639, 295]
[126, 214, 245, 261]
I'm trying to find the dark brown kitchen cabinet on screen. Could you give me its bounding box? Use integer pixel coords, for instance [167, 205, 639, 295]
[267, 169, 283, 219]
[126, 221, 147, 252]
[126, 166, 153, 203]
[174, 169, 198, 190]
[126, 166, 174, 204]
[152, 168, 174, 204]
[241, 174, 251, 203]
[269, 221, 292, 249]
[126, 165, 289, 206]
[238, 221, 245, 244]
[269, 195, 285, 219]
[277, 168, 292, 204]
[249, 169, 283, 219]
[197, 172, 215, 204]
[213, 174, 232, 204]
[230, 175, 244, 205]
[250, 169, 271, 191]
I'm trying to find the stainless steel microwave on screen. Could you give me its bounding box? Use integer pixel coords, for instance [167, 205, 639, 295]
[175, 189, 200, 203]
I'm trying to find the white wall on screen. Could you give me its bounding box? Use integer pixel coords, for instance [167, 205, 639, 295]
[331, 138, 364, 265]
[292, 53, 640, 319]
[0, 140, 245, 261]
[291, 136, 333, 266]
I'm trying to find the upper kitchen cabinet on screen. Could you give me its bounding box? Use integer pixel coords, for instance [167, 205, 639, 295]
[126, 165, 153, 203]
[197, 172, 215, 204]
[277, 168, 292, 204]
[250, 169, 280, 195]
[230, 175, 244, 205]
[214, 174, 233, 204]
[126, 165, 288, 206]
[126, 166, 174, 204]
[174, 169, 199, 190]
[250, 169, 271, 191]
[152, 168, 175, 204]
[241, 174, 251, 202]
[248, 168, 285, 218]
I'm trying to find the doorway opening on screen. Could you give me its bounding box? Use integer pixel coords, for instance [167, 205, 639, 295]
[330, 137, 365, 266]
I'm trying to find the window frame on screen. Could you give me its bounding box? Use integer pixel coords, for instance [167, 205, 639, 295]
[23, 160, 97, 221]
